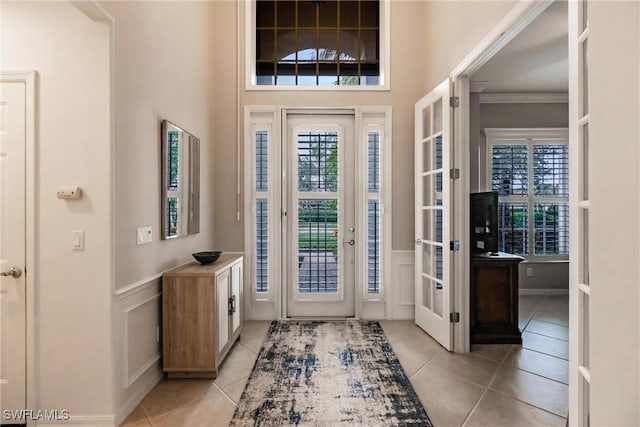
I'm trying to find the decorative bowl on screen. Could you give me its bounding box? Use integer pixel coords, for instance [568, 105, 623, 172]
[192, 251, 222, 265]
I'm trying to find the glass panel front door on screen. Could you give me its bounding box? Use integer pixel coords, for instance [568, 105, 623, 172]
[286, 115, 355, 317]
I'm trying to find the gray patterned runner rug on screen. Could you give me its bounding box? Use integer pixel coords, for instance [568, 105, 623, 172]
[230, 320, 433, 426]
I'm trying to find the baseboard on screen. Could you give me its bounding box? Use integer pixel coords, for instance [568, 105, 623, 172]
[519, 289, 569, 296]
[37, 414, 115, 426]
[116, 367, 163, 426]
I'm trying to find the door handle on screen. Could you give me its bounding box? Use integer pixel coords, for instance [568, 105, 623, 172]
[415, 238, 422, 245]
[1, 267, 22, 278]
[343, 239, 355, 246]
[228, 295, 237, 315]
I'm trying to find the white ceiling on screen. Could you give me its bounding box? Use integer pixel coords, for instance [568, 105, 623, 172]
[471, 1, 568, 93]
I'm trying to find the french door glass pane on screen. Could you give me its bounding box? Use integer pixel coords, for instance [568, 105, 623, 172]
[435, 135, 443, 169]
[256, 198, 268, 293]
[498, 202, 529, 255]
[534, 203, 569, 255]
[422, 276, 432, 310]
[297, 131, 339, 192]
[298, 199, 339, 293]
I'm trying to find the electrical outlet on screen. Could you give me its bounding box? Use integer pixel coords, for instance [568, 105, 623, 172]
[527, 267, 533, 277]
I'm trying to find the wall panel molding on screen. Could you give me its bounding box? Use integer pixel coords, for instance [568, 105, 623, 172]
[123, 293, 161, 388]
[391, 250, 415, 319]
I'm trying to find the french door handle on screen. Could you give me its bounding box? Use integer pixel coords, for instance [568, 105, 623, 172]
[343, 239, 355, 246]
[1, 266, 22, 278]
[415, 238, 422, 245]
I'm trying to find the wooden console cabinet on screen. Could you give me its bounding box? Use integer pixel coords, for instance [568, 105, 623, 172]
[470, 253, 523, 344]
[162, 254, 243, 378]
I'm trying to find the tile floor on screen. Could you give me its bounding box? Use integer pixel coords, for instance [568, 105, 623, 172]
[122, 295, 569, 427]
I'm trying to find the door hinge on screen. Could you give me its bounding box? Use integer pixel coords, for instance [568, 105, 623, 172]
[450, 168, 460, 179]
[449, 96, 460, 108]
[450, 240, 460, 251]
[450, 312, 460, 323]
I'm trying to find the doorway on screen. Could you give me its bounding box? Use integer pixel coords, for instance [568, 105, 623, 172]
[284, 114, 356, 318]
[0, 74, 33, 425]
[244, 106, 391, 320]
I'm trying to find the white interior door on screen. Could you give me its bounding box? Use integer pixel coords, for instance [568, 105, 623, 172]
[415, 79, 454, 350]
[285, 114, 355, 317]
[0, 81, 27, 423]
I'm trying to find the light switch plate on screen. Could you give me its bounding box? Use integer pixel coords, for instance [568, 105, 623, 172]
[72, 230, 84, 251]
[137, 227, 152, 245]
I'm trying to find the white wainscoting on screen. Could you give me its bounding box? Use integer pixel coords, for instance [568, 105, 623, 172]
[390, 251, 415, 320]
[114, 276, 164, 426]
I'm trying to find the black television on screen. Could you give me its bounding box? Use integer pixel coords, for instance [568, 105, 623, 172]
[470, 191, 499, 255]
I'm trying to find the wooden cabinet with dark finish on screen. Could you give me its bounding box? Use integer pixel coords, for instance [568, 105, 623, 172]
[470, 253, 523, 344]
[162, 255, 243, 378]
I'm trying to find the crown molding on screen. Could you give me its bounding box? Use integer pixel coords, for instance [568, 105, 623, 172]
[479, 93, 569, 104]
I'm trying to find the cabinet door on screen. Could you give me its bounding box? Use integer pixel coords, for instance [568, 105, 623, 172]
[230, 263, 242, 336]
[216, 269, 230, 355]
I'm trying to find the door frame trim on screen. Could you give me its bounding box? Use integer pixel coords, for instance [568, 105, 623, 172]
[282, 110, 357, 319]
[1, 70, 37, 423]
[447, 0, 555, 353]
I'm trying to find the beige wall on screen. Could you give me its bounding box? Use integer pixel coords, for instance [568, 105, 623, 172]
[102, 1, 217, 289]
[423, 1, 517, 90]
[99, 1, 217, 420]
[213, 0, 429, 251]
[588, 1, 639, 424]
[1, 1, 114, 418]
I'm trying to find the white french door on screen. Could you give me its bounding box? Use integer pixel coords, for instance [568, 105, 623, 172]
[0, 81, 27, 424]
[285, 114, 355, 317]
[414, 79, 454, 350]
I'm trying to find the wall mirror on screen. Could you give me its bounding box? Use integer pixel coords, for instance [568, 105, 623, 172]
[161, 120, 200, 239]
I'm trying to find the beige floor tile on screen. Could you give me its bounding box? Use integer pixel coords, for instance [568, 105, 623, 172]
[522, 331, 569, 360]
[141, 379, 213, 419]
[428, 350, 500, 387]
[467, 389, 566, 427]
[504, 347, 568, 384]
[411, 364, 485, 427]
[471, 344, 513, 363]
[239, 321, 271, 354]
[221, 375, 249, 404]
[151, 386, 236, 427]
[525, 319, 569, 341]
[120, 404, 150, 427]
[214, 343, 258, 388]
[380, 320, 444, 377]
[490, 366, 569, 417]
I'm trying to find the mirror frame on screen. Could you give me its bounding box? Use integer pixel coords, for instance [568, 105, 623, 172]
[161, 119, 200, 240]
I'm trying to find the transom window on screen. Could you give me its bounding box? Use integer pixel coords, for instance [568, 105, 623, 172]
[486, 129, 569, 258]
[254, 0, 382, 86]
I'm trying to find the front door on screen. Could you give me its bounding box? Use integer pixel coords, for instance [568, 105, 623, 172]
[285, 114, 355, 317]
[0, 80, 27, 423]
[414, 80, 454, 350]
